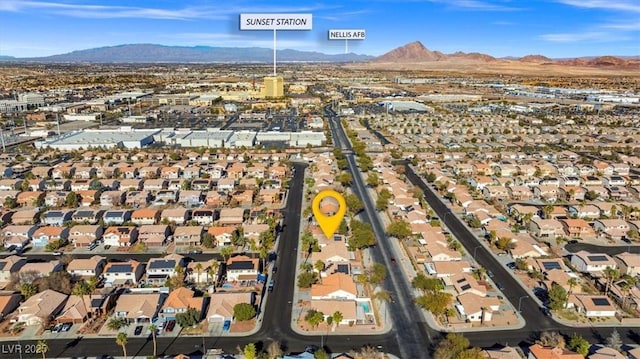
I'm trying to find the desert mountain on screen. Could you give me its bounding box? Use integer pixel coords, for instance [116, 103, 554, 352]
[372, 41, 639, 69]
[372, 41, 445, 62]
[519, 55, 553, 63]
[1, 44, 372, 63]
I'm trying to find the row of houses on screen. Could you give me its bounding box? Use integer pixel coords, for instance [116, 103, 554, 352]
[0, 252, 261, 290]
[3, 286, 255, 329]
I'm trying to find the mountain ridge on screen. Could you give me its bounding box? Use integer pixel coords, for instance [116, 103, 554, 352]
[372, 41, 639, 68]
[1, 44, 372, 63]
[1, 42, 637, 65]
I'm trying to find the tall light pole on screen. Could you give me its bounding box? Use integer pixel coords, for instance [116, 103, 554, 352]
[518, 295, 529, 313]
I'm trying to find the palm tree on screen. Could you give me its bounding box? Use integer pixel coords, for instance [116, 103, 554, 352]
[220, 246, 233, 262]
[149, 323, 158, 358]
[604, 267, 620, 295]
[194, 262, 203, 284]
[332, 311, 343, 329]
[107, 317, 126, 331]
[473, 268, 487, 281]
[71, 280, 92, 320]
[36, 340, 48, 359]
[208, 261, 220, 286]
[314, 260, 326, 283]
[116, 332, 128, 359]
[566, 278, 578, 308]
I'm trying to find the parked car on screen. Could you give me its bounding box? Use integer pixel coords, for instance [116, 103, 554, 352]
[134, 325, 143, 335]
[268, 279, 275, 292]
[61, 322, 72, 332]
[165, 320, 176, 332]
[52, 323, 63, 333]
[188, 249, 203, 254]
[222, 320, 231, 332]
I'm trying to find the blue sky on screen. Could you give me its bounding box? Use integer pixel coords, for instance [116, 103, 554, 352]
[0, 0, 638, 58]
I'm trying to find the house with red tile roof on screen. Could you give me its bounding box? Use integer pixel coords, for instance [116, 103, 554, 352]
[528, 344, 583, 359]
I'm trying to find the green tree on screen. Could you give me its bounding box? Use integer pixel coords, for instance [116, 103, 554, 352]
[434, 333, 482, 359]
[65, 191, 79, 208]
[297, 271, 317, 288]
[567, 333, 590, 356]
[548, 283, 568, 310]
[243, 343, 257, 359]
[386, 219, 412, 239]
[495, 237, 514, 252]
[366, 172, 379, 188]
[20, 283, 37, 299]
[366, 263, 387, 285]
[116, 332, 128, 359]
[415, 291, 452, 319]
[3, 196, 17, 209]
[233, 303, 256, 321]
[337, 172, 352, 187]
[412, 273, 444, 293]
[314, 348, 330, 359]
[305, 309, 324, 328]
[376, 195, 389, 211]
[425, 172, 437, 183]
[202, 232, 215, 248]
[345, 193, 363, 215]
[348, 220, 376, 249]
[36, 339, 48, 359]
[176, 307, 201, 328]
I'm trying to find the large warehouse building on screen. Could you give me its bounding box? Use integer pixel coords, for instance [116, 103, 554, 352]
[35, 127, 160, 150]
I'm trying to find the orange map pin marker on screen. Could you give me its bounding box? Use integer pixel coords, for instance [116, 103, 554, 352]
[312, 190, 347, 239]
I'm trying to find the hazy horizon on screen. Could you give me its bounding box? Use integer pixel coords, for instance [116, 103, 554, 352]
[0, 0, 638, 58]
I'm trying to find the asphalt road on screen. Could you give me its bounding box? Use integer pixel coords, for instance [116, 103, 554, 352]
[404, 164, 640, 347]
[326, 107, 437, 358]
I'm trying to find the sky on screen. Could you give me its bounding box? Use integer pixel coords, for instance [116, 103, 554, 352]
[0, 0, 638, 58]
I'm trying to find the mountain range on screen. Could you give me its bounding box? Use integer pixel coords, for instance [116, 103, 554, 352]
[372, 41, 639, 68]
[0, 44, 372, 63]
[0, 42, 637, 69]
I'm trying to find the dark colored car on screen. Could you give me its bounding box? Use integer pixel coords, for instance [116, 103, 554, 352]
[61, 323, 72, 332]
[134, 325, 143, 335]
[272, 266, 278, 273]
[165, 320, 176, 332]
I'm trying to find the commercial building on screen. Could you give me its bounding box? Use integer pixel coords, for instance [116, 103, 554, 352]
[34, 127, 160, 151]
[262, 76, 284, 98]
